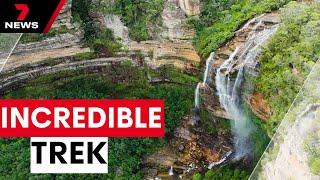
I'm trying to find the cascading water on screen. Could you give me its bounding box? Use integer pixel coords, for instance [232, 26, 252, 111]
[238, 14, 265, 32]
[195, 83, 201, 109]
[215, 24, 279, 159]
[194, 52, 215, 109]
[215, 47, 250, 159]
[169, 166, 174, 176]
[192, 14, 279, 168]
[203, 52, 215, 85]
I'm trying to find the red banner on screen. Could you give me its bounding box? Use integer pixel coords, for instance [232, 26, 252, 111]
[0, 100, 165, 137]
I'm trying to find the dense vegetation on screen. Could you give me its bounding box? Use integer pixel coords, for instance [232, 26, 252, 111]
[193, 164, 249, 180]
[255, 2, 320, 137]
[102, 0, 164, 41]
[192, 0, 291, 58]
[0, 65, 196, 179]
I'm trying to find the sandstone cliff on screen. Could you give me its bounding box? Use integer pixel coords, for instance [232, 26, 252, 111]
[100, 0, 201, 70]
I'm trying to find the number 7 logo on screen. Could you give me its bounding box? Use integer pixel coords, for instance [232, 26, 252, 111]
[15, 4, 30, 21]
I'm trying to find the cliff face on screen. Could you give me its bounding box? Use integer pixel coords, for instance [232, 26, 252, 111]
[101, 0, 201, 70]
[160, 0, 196, 41]
[104, 15, 130, 44]
[0, 1, 300, 179]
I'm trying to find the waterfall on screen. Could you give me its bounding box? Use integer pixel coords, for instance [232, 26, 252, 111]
[215, 47, 240, 110]
[195, 83, 201, 109]
[169, 166, 174, 176]
[237, 14, 265, 33]
[215, 25, 279, 159]
[194, 52, 215, 109]
[215, 47, 251, 159]
[203, 52, 215, 85]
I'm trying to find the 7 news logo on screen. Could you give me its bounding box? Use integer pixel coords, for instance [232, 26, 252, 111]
[5, 4, 39, 30]
[0, 0, 66, 33]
